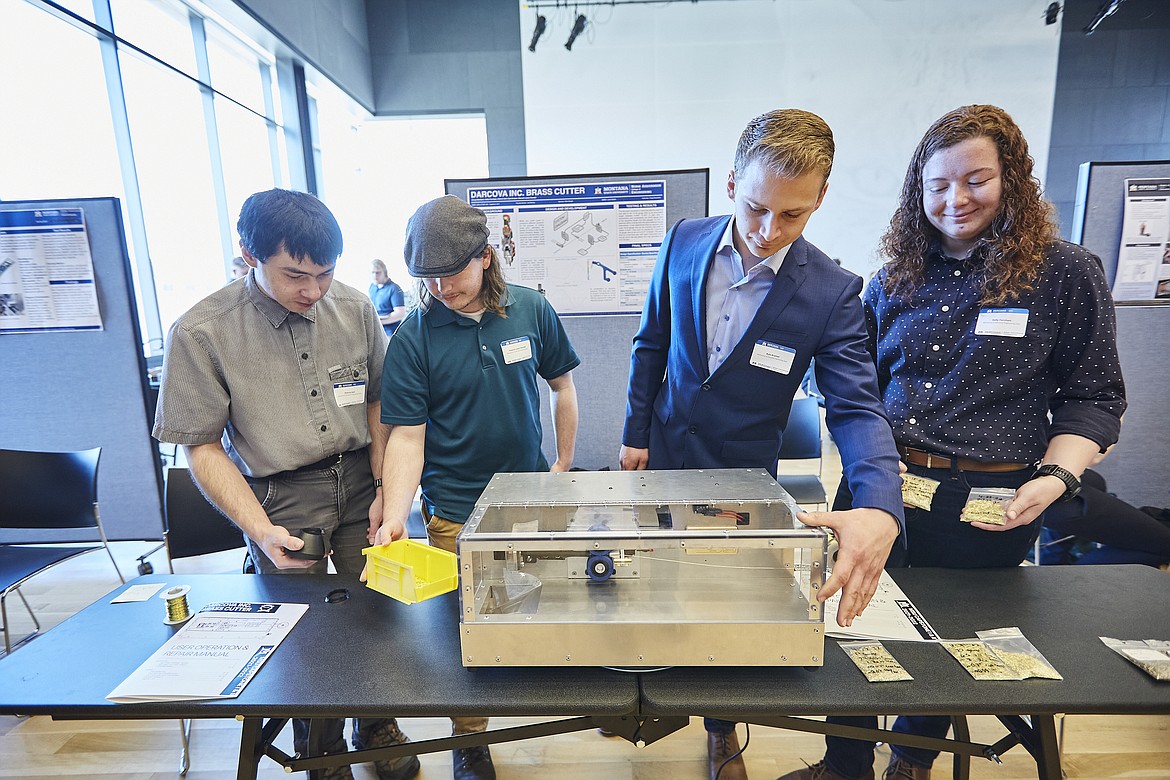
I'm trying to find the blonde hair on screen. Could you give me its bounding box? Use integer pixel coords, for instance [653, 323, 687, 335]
[370, 258, 388, 275]
[733, 109, 835, 182]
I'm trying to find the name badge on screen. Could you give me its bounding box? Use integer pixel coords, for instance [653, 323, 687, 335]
[975, 307, 1029, 338]
[749, 340, 796, 375]
[332, 381, 365, 407]
[501, 336, 533, 364]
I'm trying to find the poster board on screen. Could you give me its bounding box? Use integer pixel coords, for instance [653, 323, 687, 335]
[446, 170, 710, 470]
[1072, 160, 1170, 301]
[0, 198, 164, 542]
[447, 170, 709, 316]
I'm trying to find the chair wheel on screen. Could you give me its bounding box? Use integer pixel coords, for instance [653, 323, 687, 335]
[137, 561, 154, 575]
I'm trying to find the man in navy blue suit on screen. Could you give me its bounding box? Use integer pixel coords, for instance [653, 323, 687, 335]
[620, 109, 905, 780]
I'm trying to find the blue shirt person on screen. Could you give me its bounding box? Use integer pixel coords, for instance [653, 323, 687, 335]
[368, 258, 406, 336]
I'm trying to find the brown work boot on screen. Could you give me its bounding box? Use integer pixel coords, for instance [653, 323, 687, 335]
[351, 719, 420, 780]
[708, 729, 748, 780]
[776, 759, 874, 780]
[883, 756, 931, 780]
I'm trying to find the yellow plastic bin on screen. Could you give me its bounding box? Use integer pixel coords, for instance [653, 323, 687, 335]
[362, 540, 458, 604]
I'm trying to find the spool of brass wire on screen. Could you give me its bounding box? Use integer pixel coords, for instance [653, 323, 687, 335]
[160, 585, 192, 625]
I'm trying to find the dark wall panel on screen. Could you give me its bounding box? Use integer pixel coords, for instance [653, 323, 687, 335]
[1046, 0, 1170, 237]
[0, 198, 164, 542]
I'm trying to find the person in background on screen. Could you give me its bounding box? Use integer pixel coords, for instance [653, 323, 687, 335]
[370, 194, 580, 780]
[230, 255, 248, 280]
[779, 104, 1125, 780]
[154, 189, 417, 780]
[620, 108, 905, 780]
[369, 257, 407, 336]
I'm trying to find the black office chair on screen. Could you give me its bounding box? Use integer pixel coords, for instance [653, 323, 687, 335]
[775, 396, 829, 509]
[0, 447, 125, 656]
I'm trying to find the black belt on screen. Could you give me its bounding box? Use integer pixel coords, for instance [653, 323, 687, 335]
[259, 448, 365, 482]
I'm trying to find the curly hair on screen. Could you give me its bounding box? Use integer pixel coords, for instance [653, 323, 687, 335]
[417, 246, 509, 318]
[880, 105, 1057, 304]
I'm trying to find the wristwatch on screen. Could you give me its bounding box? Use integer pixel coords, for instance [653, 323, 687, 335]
[373, 478, 383, 490]
[1030, 464, 1081, 502]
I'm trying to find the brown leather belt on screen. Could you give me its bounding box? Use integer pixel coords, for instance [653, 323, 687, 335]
[897, 445, 1029, 473]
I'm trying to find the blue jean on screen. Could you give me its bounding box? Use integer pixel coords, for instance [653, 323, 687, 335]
[823, 460, 1038, 776]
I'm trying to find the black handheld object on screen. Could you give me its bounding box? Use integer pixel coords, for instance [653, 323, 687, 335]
[284, 527, 328, 560]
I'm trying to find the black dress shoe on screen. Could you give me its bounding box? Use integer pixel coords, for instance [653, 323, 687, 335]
[452, 744, 496, 780]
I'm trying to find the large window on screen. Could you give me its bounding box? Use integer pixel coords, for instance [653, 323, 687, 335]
[119, 48, 224, 330]
[0, 0, 124, 204]
[4, 0, 491, 343]
[314, 80, 489, 297]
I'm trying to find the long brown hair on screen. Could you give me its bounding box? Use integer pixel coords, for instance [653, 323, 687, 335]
[880, 105, 1057, 304]
[417, 246, 509, 318]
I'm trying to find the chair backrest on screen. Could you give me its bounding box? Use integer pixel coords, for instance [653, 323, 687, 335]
[777, 397, 822, 461]
[0, 448, 101, 530]
[163, 468, 245, 560]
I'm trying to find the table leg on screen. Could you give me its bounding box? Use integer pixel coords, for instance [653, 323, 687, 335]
[236, 716, 263, 780]
[1030, 715, 1062, 780]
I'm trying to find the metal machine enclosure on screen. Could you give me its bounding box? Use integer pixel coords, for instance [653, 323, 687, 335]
[457, 469, 827, 667]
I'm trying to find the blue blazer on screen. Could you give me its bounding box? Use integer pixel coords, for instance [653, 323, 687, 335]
[622, 216, 904, 524]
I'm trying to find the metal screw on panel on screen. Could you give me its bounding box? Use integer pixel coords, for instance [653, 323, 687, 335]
[637, 739, 646, 747]
[781, 655, 788, 661]
[566, 655, 572, 661]
[639, 655, 644, 661]
[571, 571, 578, 576]
[708, 655, 714, 661]
[496, 656, 501, 662]
[814, 628, 821, 634]
[812, 656, 819, 662]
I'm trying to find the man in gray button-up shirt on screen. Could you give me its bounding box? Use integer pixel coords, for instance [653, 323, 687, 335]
[152, 189, 419, 780]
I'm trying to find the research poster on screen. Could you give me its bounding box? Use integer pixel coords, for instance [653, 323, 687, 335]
[1113, 178, 1170, 301]
[467, 180, 667, 315]
[0, 207, 104, 333]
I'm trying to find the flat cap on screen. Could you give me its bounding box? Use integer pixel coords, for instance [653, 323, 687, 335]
[404, 195, 490, 278]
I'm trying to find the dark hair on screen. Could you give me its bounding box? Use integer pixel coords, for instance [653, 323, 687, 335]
[417, 246, 509, 318]
[880, 104, 1057, 305]
[733, 108, 835, 183]
[237, 189, 343, 267]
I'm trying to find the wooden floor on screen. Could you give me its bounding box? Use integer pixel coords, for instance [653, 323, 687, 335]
[3, 437, 1169, 778]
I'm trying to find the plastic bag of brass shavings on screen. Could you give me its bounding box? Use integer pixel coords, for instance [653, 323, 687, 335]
[942, 640, 1019, 680]
[976, 627, 1062, 680]
[841, 640, 913, 682]
[1100, 637, 1170, 681]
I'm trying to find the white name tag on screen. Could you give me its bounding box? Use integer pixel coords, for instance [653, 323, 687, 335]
[501, 336, 533, 364]
[333, 381, 366, 407]
[749, 340, 796, 375]
[975, 307, 1029, 337]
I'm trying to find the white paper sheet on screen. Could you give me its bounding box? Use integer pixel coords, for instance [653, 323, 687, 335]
[824, 570, 939, 642]
[107, 601, 308, 703]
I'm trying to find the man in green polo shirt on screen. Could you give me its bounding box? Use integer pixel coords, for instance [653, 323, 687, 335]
[372, 194, 579, 780]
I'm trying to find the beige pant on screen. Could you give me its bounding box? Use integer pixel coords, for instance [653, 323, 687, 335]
[424, 508, 489, 735]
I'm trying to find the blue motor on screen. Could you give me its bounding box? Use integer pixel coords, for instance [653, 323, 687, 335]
[587, 551, 615, 583]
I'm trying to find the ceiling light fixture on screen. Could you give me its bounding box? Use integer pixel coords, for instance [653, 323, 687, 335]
[1083, 0, 1125, 35]
[528, 14, 547, 52]
[565, 14, 587, 51]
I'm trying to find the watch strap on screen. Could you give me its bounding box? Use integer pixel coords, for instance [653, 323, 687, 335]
[1031, 464, 1081, 502]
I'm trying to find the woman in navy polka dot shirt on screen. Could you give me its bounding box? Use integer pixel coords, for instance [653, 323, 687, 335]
[786, 105, 1126, 780]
